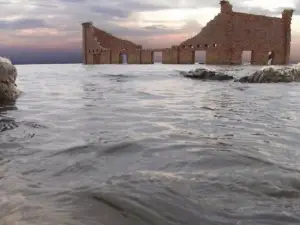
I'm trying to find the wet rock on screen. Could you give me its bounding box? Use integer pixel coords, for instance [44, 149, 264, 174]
[0, 57, 20, 102]
[180, 68, 234, 81]
[236, 66, 300, 83]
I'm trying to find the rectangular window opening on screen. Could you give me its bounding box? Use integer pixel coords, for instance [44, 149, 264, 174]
[194, 50, 206, 64]
[152, 51, 162, 64]
[241, 50, 253, 65]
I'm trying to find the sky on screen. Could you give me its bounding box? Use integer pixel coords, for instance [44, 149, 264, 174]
[1, 0, 300, 64]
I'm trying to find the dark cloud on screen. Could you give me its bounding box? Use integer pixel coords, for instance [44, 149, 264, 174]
[99, 25, 175, 38]
[1, 0, 299, 64]
[233, 2, 290, 16]
[291, 1, 300, 15]
[0, 1, 297, 44]
[236, 7, 283, 16]
[59, 0, 86, 3]
[0, 18, 49, 30]
[90, 6, 131, 18]
[122, 1, 171, 11]
[97, 19, 201, 40]
[143, 25, 169, 30]
[89, 1, 172, 19]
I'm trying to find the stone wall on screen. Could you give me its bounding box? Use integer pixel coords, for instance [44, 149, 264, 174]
[162, 48, 179, 64]
[100, 50, 111, 64]
[178, 49, 194, 64]
[180, 1, 294, 65]
[92, 27, 141, 52]
[111, 51, 120, 64]
[128, 51, 141, 64]
[141, 50, 153, 64]
[162, 49, 171, 64]
[82, 1, 294, 65]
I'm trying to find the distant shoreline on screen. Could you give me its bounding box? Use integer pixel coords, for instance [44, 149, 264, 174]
[13, 62, 299, 65]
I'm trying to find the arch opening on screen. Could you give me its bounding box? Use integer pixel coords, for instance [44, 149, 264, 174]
[119, 52, 128, 64]
[194, 50, 206, 64]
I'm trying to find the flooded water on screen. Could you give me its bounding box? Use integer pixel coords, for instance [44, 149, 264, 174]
[1, 63, 300, 225]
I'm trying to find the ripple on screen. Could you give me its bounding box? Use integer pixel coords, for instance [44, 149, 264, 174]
[0, 117, 18, 132]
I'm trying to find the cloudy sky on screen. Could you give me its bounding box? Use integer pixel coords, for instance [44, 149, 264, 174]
[1, 0, 300, 63]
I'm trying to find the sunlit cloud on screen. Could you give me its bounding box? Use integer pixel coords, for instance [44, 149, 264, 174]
[242, 0, 295, 9]
[1, 0, 300, 62]
[15, 28, 60, 36]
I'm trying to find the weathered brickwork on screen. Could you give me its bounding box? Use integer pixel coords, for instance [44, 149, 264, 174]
[110, 51, 120, 64]
[82, 1, 294, 65]
[141, 50, 153, 64]
[178, 48, 194, 64]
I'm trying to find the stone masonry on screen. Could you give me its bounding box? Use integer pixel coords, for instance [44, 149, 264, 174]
[82, 1, 294, 65]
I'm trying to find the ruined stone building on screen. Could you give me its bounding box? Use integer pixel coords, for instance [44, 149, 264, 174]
[82, 0, 294, 65]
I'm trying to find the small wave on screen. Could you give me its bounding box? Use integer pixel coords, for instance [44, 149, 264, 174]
[102, 73, 131, 78]
[136, 91, 164, 99]
[99, 141, 143, 156]
[22, 121, 48, 129]
[103, 73, 132, 81]
[137, 170, 186, 182]
[0, 117, 18, 132]
[266, 190, 300, 198]
[83, 169, 300, 225]
[48, 144, 93, 157]
[201, 106, 215, 111]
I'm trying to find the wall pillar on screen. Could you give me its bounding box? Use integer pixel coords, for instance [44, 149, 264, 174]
[281, 9, 294, 64]
[82, 22, 93, 64]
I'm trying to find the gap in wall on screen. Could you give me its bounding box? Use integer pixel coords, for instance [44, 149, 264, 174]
[241, 51, 252, 65]
[194, 50, 206, 64]
[268, 51, 274, 65]
[119, 53, 128, 64]
[153, 52, 162, 64]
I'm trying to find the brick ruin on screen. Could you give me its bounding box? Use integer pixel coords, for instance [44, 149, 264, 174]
[82, 0, 294, 65]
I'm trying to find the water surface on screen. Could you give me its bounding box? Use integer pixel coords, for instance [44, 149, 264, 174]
[1, 64, 300, 225]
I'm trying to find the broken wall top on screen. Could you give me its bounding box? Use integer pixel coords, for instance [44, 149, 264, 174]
[180, 0, 294, 49]
[86, 23, 142, 51]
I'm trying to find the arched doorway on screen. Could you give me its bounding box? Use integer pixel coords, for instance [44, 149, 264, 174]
[119, 52, 128, 64]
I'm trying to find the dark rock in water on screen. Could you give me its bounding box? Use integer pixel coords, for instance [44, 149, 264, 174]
[180, 68, 234, 81]
[235, 66, 300, 83]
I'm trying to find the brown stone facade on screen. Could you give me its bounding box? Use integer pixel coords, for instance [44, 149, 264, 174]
[82, 1, 294, 65]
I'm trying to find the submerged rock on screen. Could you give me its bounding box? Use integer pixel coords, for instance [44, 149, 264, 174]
[180, 68, 234, 81]
[0, 57, 21, 102]
[236, 66, 300, 83]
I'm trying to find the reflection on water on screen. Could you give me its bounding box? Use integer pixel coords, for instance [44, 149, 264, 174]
[1, 63, 300, 225]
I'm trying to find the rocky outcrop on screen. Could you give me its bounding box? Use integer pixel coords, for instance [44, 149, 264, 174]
[0, 57, 21, 103]
[236, 66, 300, 83]
[180, 68, 234, 81]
